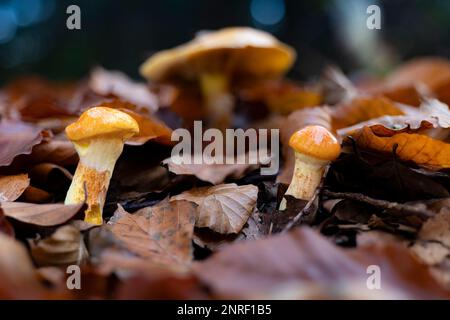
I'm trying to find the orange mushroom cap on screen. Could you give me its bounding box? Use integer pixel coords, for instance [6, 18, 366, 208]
[66, 106, 139, 141]
[289, 125, 341, 161]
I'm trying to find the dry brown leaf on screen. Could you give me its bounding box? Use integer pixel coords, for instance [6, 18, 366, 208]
[1, 202, 83, 226]
[0, 233, 50, 299]
[171, 183, 258, 234]
[118, 108, 173, 146]
[337, 98, 450, 138]
[237, 79, 322, 114]
[193, 227, 449, 299]
[0, 209, 14, 236]
[89, 67, 159, 112]
[20, 186, 52, 203]
[0, 121, 44, 167]
[163, 150, 271, 185]
[278, 106, 332, 184]
[0, 174, 30, 202]
[28, 139, 78, 167]
[331, 95, 405, 130]
[3, 76, 81, 120]
[411, 199, 450, 289]
[347, 126, 450, 169]
[29, 225, 88, 267]
[109, 200, 196, 270]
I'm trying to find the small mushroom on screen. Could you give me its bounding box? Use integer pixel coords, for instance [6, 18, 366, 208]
[64, 107, 139, 225]
[280, 125, 341, 210]
[140, 27, 295, 130]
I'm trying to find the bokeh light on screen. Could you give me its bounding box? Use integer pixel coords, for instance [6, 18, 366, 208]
[250, 0, 286, 26]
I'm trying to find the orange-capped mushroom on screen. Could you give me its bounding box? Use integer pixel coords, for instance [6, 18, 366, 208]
[64, 106, 139, 225]
[280, 125, 341, 210]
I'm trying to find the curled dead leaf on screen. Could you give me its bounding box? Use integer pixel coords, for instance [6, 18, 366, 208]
[193, 227, 449, 299]
[109, 200, 196, 271]
[29, 225, 88, 267]
[171, 183, 258, 234]
[163, 149, 271, 185]
[347, 126, 450, 169]
[89, 67, 159, 112]
[0, 202, 84, 226]
[0, 174, 29, 202]
[0, 121, 44, 167]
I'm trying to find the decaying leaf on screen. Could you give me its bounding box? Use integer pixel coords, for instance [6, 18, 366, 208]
[89, 67, 159, 112]
[194, 227, 449, 299]
[119, 108, 173, 146]
[0, 233, 50, 299]
[109, 200, 196, 270]
[237, 79, 322, 114]
[30, 225, 89, 267]
[171, 183, 258, 234]
[0, 174, 30, 202]
[0, 121, 44, 167]
[331, 96, 404, 130]
[163, 150, 271, 185]
[1, 202, 84, 226]
[347, 126, 450, 169]
[411, 199, 450, 289]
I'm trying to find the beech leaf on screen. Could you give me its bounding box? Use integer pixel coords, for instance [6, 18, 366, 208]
[0, 202, 84, 226]
[0, 174, 30, 202]
[171, 183, 258, 234]
[29, 225, 89, 267]
[109, 200, 197, 270]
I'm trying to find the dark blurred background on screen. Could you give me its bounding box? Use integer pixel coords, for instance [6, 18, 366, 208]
[0, 0, 450, 84]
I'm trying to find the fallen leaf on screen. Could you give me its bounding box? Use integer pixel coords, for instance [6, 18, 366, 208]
[193, 227, 449, 299]
[0, 121, 44, 167]
[411, 199, 450, 289]
[163, 149, 271, 185]
[27, 139, 78, 167]
[237, 79, 322, 114]
[0, 174, 30, 202]
[331, 95, 404, 130]
[319, 66, 358, 105]
[109, 200, 196, 270]
[20, 186, 52, 203]
[1, 202, 84, 226]
[337, 98, 450, 137]
[347, 126, 450, 169]
[29, 225, 89, 267]
[118, 108, 173, 145]
[0, 233, 51, 299]
[0, 209, 14, 236]
[89, 67, 159, 112]
[171, 183, 258, 234]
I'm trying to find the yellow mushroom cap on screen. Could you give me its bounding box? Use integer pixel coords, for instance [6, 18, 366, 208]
[289, 125, 341, 161]
[66, 106, 139, 141]
[140, 27, 296, 82]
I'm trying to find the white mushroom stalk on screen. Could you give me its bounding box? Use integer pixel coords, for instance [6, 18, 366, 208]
[64, 107, 139, 225]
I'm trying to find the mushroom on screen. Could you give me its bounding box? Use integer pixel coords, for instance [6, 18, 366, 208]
[279, 125, 341, 210]
[64, 106, 139, 225]
[140, 27, 295, 130]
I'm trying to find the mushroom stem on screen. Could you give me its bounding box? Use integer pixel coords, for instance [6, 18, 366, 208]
[200, 73, 234, 131]
[279, 152, 328, 210]
[65, 138, 125, 225]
